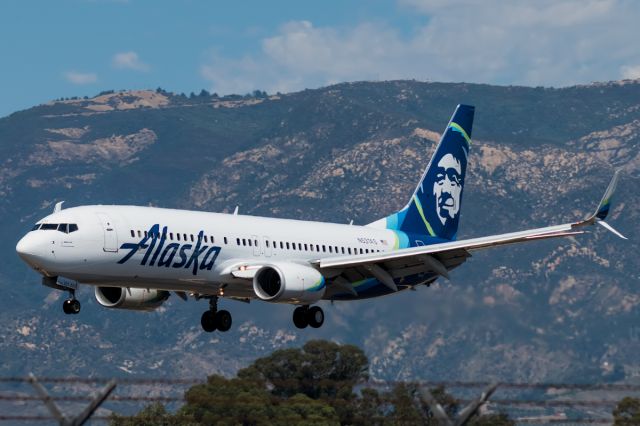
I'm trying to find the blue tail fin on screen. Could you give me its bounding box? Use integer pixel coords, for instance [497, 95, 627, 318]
[380, 104, 474, 244]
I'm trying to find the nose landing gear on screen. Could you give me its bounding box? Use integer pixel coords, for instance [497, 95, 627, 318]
[62, 296, 81, 315]
[42, 276, 81, 315]
[293, 305, 324, 329]
[200, 296, 232, 333]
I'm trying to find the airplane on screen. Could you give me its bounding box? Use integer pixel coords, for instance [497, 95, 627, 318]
[15, 104, 626, 332]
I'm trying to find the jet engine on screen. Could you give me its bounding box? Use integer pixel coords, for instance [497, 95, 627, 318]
[94, 286, 170, 311]
[253, 262, 326, 304]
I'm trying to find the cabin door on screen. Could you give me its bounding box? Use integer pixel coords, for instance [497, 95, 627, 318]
[96, 213, 118, 252]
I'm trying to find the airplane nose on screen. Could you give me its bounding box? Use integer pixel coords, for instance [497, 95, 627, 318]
[16, 235, 33, 257]
[16, 234, 41, 266]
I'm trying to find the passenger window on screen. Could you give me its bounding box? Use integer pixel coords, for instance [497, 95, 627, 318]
[335, 246, 339, 253]
[348, 248, 352, 255]
[316, 244, 320, 252]
[248, 240, 252, 247]
[329, 246, 333, 253]
[360, 248, 363, 254]
[242, 238, 247, 246]
[210, 236, 215, 244]
[178, 233, 182, 241]
[144, 231, 148, 238]
[310, 244, 314, 252]
[183, 233, 187, 241]
[286, 242, 290, 250]
[266, 240, 270, 248]
[190, 234, 194, 242]
[204, 235, 208, 243]
[304, 244, 308, 251]
[297, 243, 301, 250]
[236, 238, 240, 245]
[137, 230, 142, 238]
[280, 242, 284, 249]
[341, 247, 345, 254]
[255, 240, 258, 246]
[322, 245, 326, 252]
[224, 237, 228, 244]
[130, 230, 135, 238]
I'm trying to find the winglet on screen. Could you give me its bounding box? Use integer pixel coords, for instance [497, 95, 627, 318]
[578, 170, 627, 239]
[591, 169, 621, 221]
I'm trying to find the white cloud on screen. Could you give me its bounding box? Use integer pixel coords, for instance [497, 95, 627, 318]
[112, 51, 149, 71]
[621, 65, 640, 79]
[64, 71, 98, 85]
[200, 0, 640, 94]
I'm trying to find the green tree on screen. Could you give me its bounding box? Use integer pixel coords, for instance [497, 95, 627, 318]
[178, 375, 274, 425]
[110, 403, 177, 426]
[238, 340, 368, 400]
[275, 393, 340, 426]
[352, 388, 387, 425]
[385, 382, 428, 425]
[614, 397, 640, 425]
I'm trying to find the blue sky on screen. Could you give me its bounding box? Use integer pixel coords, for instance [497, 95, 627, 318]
[1, 0, 640, 117]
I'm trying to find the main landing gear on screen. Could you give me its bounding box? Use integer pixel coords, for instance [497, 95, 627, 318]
[292, 305, 324, 329]
[200, 296, 232, 333]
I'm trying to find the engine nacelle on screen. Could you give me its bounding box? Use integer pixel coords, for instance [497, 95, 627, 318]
[253, 262, 326, 304]
[94, 286, 170, 311]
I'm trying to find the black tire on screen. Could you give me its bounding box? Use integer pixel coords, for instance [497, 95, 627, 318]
[293, 306, 308, 329]
[70, 299, 81, 314]
[307, 306, 324, 328]
[201, 310, 216, 332]
[215, 310, 232, 332]
[62, 300, 72, 315]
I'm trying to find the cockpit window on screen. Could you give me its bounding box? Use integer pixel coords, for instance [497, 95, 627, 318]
[31, 224, 41, 231]
[38, 223, 79, 233]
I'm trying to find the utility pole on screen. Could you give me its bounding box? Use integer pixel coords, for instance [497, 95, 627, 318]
[419, 383, 498, 426]
[29, 373, 116, 426]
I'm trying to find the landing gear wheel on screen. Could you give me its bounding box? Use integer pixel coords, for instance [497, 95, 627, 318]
[293, 306, 308, 329]
[201, 310, 216, 332]
[215, 310, 232, 332]
[62, 299, 81, 315]
[307, 306, 324, 328]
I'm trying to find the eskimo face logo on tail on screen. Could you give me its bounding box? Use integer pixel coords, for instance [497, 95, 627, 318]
[117, 224, 221, 276]
[433, 153, 462, 225]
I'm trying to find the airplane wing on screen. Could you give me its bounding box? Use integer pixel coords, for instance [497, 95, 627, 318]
[314, 171, 626, 294]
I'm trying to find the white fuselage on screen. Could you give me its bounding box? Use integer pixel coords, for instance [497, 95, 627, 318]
[16, 205, 400, 299]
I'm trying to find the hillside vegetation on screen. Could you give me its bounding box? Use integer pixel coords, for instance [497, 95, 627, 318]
[0, 80, 638, 387]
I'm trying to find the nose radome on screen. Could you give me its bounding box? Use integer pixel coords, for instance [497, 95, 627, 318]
[16, 235, 33, 256]
[16, 234, 40, 266]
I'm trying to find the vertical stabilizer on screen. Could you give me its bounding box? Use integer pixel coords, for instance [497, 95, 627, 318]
[376, 104, 474, 244]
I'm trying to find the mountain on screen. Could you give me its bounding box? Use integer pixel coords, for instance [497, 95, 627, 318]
[0, 81, 638, 387]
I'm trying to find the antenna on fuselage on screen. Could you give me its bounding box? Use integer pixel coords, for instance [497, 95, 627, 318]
[53, 201, 64, 213]
[233, 206, 239, 215]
